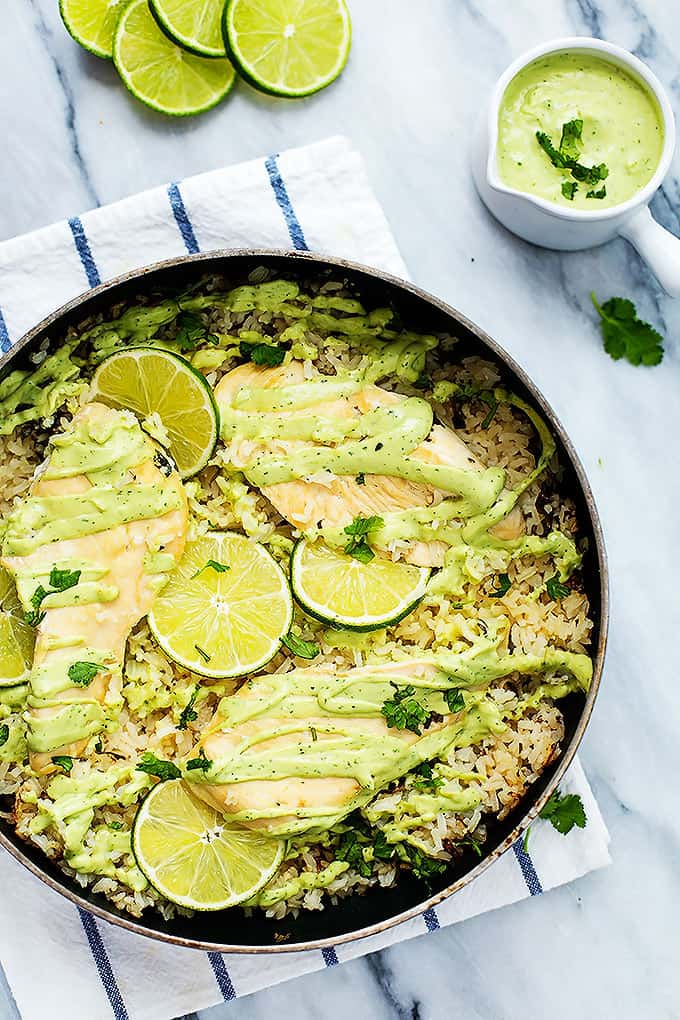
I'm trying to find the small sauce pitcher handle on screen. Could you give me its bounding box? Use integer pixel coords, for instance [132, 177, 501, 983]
[619, 205, 680, 297]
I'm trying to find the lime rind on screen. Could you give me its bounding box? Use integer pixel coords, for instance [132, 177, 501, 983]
[290, 539, 430, 632]
[223, 0, 352, 98]
[114, 0, 236, 117]
[89, 347, 219, 479]
[0, 568, 35, 687]
[149, 0, 228, 58]
[132, 780, 284, 910]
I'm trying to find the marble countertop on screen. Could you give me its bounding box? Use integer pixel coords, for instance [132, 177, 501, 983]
[1, 0, 679, 1017]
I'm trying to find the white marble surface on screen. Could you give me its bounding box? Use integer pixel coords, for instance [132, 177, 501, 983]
[0, 1, 679, 1018]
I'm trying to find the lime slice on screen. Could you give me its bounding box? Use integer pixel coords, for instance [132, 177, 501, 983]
[59, 0, 129, 59]
[89, 347, 219, 478]
[114, 0, 236, 116]
[290, 540, 430, 632]
[149, 0, 227, 58]
[223, 0, 352, 98]
[132, 779, 284, 909]
[148, 532, 293, 678]
[0, 568, 35, 687]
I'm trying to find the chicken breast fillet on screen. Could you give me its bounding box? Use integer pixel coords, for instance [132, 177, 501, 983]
[215, 362, 523, 566]
[1, 402, 188, 774]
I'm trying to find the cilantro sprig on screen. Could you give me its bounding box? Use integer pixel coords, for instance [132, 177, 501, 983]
[343, 515, 384, 564]
[536, 120, 609, 199]
[591, 293, 664, 366]
[68, 662, 105, 688]
[540, 789, 587, 834]
[381, 682, 430, 735]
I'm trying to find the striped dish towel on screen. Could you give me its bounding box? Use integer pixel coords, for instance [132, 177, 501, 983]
[0, 136, 610, 1020]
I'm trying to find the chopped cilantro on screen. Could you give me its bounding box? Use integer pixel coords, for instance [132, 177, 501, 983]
[561, 181, 578, 201]
[536, 130, 569, 168]
[539, 789, 587, 835]
[444, 688, 465, 714]
[282, 632, 320, 659]
[178, 687, 199, 730]
[194, 644, 211, 663]
[335, 828, 372, 877]
[546, 575, 570, 600]
[49, 567, 81, 591]
[136, 753, 181, 781]
[591, 293, 664, 366]
[570, 161, 608, 186]
[460, 834, 483, 857]
[68, 662, 104, 687]
[405, 843, 447, 884]
[192, 559, 230, 579]
[586, 185, 607, 200]
[343, 515, 384, 563]
[25, 568, 81, 627]
[559, 118, 583, 161]
[186, 747, 212, 772]
[381, 683, 430, 735]
[411, 761, 444, 793]
[372, 830, 396, 860]
[51, 755, 73, 773]
[0, 725, 8, 747]
[536, 123, 609, 190]
[355, 472, 366, 485]
[491, 573, 511, 597]
[240, 340, 287, 366]
[108, 821, 124, 831]
[175, 311, 218, 350]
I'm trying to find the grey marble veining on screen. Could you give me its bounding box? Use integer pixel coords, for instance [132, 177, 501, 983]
[1, 0, 680, 1017]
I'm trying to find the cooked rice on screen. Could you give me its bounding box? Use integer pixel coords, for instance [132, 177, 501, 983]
[0, 270, 593, 919]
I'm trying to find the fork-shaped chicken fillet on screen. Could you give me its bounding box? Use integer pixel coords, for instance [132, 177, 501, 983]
[1, 402, 187, 773]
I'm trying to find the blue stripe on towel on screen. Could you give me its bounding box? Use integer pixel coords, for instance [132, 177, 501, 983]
[68, 217, 101, 288]
[512, 837, 543, 896]
[423, 907, 440, 932]
[0, 308, 10, 353]
[168, 182, 200, 254]
[208, 952, 236, 1001]
[322, 946, 339, 967]
[78, 909, 129, 1020]
[264, 155, 308, 250]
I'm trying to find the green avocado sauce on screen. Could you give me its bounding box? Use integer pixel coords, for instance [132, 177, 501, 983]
[1, 410, 182, 756]
[184, 636, 591, 838]
[497, 51, 664, 209]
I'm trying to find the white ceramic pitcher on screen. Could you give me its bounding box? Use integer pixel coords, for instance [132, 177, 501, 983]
[472, 37, 680, 296]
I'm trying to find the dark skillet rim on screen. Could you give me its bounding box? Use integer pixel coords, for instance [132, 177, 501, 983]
[0, 248, 609, 953]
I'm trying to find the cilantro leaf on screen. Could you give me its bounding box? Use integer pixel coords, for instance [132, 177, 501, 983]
[343, 515, 384, 563]
[444, 688, 465, 714]
[240, 340, 287, 367]
[372, 830, 397, 861]
[25, 568, 81, 627]
[586, 185, 607, 199]
[546, 575, 570, 600]
[561, 181, 578, 201]
[175, 311, 218, 351]
[559, 119, 583, 161]
[591, 293, 664, 366]
[136, 753, 181, 781]
[192, 559, 230, 579]
[186, 747, 212, 772]
[0, 725, 8, 747]
[282, 633, 320, 659]
[68, 662, 105, 687]
[411, 761, 444, 793]
[536, 130, 569, 168]
[49, 567, 81, 592]
[404, 843, 447, 884]
[51, 755, 73, 773]
[491, 573, 511, 597]
[570, 161, 608, 185]
[381, 683, 430, 735]
[335, 828, 372, 877]
[539, 790, 587, 835]
[178, 687, 199, 730]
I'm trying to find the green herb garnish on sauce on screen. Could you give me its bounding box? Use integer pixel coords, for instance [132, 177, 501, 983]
[591, 293, 664, 366]
[381, 683, 430, 735]
[343, 515, 384, 564]
[444, 688, 465, 713]
[536, 121, 609, 195]
[25, 567, 81, 627]
[68, 662, 105, 687]
[411, 761, 445, 793]
[561, 181, 578, 201]
[186, 747, 212, 772]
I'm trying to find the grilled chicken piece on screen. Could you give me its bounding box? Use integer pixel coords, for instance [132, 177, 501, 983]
[1, 403, 188, 774]
[215, 363, 523, 566]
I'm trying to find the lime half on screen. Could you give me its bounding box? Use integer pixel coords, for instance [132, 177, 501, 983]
[114, 0, 236, 116]
[148, 532, 293, 678]
[89, 347, 219, 478]
[0, 568, 35, 687]
[132, 779, 284, 910]
[59, 0, 129, 59]
[291, 539, 430, 632]
[223, 0, 351, 98]
[150, 0, 227, 58]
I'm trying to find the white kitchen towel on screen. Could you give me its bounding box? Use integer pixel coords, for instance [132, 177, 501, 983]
[0, 136, 610, 1020]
